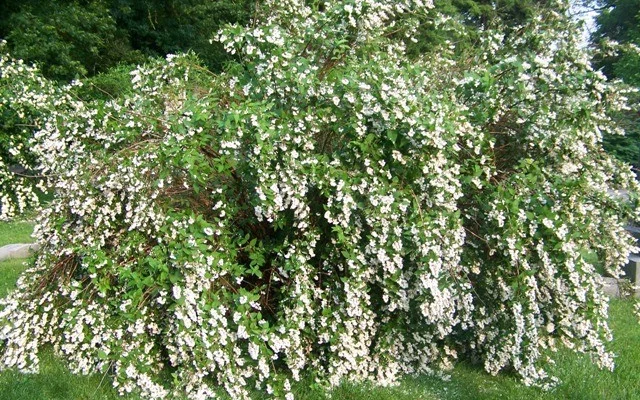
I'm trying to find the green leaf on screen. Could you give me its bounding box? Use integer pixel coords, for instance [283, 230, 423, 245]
[387, 130, 398, 143]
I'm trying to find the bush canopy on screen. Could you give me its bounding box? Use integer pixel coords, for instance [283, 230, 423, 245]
[0, 1, 638, 399]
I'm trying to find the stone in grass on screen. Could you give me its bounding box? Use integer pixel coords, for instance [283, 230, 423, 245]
[602, 277, 621, 298]
[0, 243, 40, 261]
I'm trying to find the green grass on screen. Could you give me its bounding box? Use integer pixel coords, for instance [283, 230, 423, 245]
[0, 348, 129, 400]
[409, 299, 640, 399]
[0, 221, 35, 247]
[0, 258, 29, 298]
[322, 301, 640, 400]
[0, 221, 639, 399]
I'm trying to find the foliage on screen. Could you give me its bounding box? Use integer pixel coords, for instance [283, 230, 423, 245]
[600, 89, 640, 168]
[0, 0, 253, 81]
[108, 0, 254, 73]
[408, 0, 551, 56]
[591, 0, 640, 169]
[72, 64, 136, 101]
[0, 1, 638, 400]
[3, 1, 133, 81]
[591, 0, 640, 83]
[0, 41, 70, 220]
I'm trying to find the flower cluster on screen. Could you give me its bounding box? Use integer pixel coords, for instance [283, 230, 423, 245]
[0, 1, 638, 399]
[0, 41, 76, 220]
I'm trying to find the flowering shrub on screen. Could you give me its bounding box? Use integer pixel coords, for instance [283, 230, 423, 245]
[0, 41, 68, 220]
[1, 1, 638, 399]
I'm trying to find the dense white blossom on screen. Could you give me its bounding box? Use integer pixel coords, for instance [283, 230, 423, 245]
[0, 0, 638, 399]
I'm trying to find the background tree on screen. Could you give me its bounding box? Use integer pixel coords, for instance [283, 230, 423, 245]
[0, 0, 254, 82]
[1, 0, 132, 81]
[408, 0, 555, 56]
[591, 0, 640, 170]
[108, 0, 254, 73]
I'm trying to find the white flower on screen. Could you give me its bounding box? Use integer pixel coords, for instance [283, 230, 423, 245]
[172, 286, 182, 300]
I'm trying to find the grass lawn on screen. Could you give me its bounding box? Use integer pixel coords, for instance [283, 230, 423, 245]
[413, 300, 640, 400]
[0, 221, 639, 399]
[0, 259, 29, 298]
[0, 221, 34, 247]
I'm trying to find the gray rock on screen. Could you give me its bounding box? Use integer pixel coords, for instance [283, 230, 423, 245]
[608, 189, 630, 202]
[602, 277, 621, 298]
[0, 243, 40, 261]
